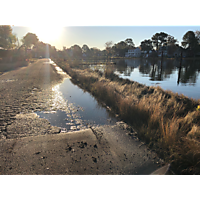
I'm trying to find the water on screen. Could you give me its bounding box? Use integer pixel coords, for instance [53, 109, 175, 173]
[90, 58, 200, 100]
[36, 59, 117, 132]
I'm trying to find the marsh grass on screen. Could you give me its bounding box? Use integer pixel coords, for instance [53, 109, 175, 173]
[54, 59, 200, 174]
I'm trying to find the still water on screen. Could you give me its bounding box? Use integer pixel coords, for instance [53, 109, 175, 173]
[91, 58, 200, 100]
[36, 60, 117, 131]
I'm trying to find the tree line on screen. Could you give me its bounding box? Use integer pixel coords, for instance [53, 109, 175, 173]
[1, 25, 200, 62]
[106, 31, 200, 58]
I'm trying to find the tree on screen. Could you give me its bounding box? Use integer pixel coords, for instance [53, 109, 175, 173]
[105, 41, 113, 59]
[0, 25, 17, 50]
[70, 44, 82, 59]
[195, 30, 200, 44]
[90, 47, 101, 60]
[82, 44, 90, 56]
[112, 41, 129, 57]
[22, 32, 39, 49]
[125, 38, 135, 48]
[140, 39, 153, 52]
[166, 35, 179, 56]
[181, 31, 199, 56]
[21, 32, 39, 57]
[166, 35, 178, 46]
[181, 31, 198, 49]
[151, 32, 168, 50]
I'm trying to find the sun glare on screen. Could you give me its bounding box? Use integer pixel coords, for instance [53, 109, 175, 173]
[31, 25, 63, 44]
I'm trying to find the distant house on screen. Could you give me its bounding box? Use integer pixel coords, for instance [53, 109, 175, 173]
[125, 47, 141, 57]
[125, 49, 134, 57]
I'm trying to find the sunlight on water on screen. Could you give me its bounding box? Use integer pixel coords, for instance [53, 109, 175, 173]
[36, 59, 117, 132]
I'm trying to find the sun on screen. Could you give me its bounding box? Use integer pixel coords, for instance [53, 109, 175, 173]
[30, 25, 64, 44]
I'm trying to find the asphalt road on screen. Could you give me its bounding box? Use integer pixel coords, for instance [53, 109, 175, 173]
[0, 59, 166, 175]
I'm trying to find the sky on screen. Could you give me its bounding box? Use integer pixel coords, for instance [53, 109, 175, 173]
[12, 26, 200, 50]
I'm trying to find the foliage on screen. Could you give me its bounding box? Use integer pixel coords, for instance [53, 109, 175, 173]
[21, 32, 39, 49]
[124, 38, 135, 48]
[182, 31, 199, 50]
[31, 41, 57, 58]
[195, 30, 200, 44]
[140, 39, 153, 52]
[167, 35, 178, 46]
[181, 31, 199, 56]
[111, 38, 135, 57]
[105, 41, 113, 57]
[70, 44, 82, 58]
[151, 32, 168, 50]
[82, 44, 90, 55]
[0, 25, 17, 50]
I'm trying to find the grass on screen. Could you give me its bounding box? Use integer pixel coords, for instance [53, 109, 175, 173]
[54, 59, 200, 174]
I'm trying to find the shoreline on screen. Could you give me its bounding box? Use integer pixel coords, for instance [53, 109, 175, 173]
[54, 59, 200, 175]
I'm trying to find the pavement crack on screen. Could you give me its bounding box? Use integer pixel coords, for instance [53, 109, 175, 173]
[90, 126, 103, 144]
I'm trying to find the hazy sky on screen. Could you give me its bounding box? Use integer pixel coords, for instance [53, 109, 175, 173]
[12, 26, 200, 50]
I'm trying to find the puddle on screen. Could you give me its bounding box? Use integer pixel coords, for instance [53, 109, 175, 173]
[36, 59, 117, 132]
[44, 59, 70, 77]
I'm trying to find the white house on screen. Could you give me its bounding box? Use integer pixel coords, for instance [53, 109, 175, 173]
[133, 47, 142, 57]
[125, 49, 134, 57]
[125, 47, 141, 57]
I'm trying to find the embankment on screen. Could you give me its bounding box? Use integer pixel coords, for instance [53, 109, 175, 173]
[54, 59, 200, 175]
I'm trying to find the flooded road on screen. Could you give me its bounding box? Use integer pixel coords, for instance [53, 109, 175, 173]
[36, 60, 117, 132]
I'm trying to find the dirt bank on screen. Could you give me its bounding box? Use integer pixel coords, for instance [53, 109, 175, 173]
[54, 59, 200, 174]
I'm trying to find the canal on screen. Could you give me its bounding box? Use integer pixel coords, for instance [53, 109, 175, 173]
[89, 58, 200, 100]
[36, 59, 117, 132]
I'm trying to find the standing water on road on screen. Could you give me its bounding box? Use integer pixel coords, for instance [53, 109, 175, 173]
[36, 59, 117, 132]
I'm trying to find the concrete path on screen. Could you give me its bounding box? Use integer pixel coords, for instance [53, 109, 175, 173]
[0, 125, 164, 175]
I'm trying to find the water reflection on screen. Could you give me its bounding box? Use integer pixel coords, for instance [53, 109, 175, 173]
[113, 58, 200, 99]
[115, 59, 200, 83]
[36, 60, 117, 131]
[84, 58, 200, 99]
